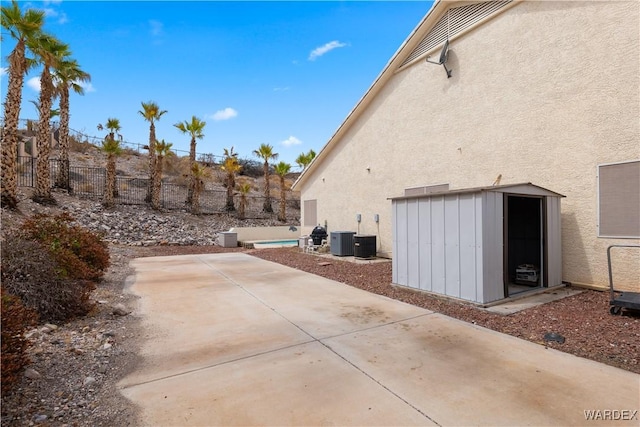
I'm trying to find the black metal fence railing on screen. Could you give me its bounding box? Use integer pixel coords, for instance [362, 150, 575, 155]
[16, 157, 300, 218]
[4, 118, 227, 163]
[17, 156, 36, 187]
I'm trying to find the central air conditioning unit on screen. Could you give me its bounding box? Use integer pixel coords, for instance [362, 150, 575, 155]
[330, 231, 356, 256]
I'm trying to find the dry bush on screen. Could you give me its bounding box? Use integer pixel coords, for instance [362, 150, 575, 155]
[122, 147, 139, 156]
[1, 234, 96, 323]
[69, 136, 97, 154]
[1, 289, 38, 396]
[74, 182, 95, 193]
[21, 213, 110, 282]
[166, 156, 191, 185]
[238, 158, 263, 178]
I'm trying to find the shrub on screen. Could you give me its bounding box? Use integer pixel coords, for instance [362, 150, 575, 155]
[1, 289, 38, 396]
[1, 234, 96, 322]
[237, 158, 263, 178]
[21, 213, 110, 282]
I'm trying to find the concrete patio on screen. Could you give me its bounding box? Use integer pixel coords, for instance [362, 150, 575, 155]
[119, 253, 639, 426]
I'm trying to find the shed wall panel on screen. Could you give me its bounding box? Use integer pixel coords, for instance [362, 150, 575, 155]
[444, 196, 461, 298]
[394, 201, 409, 285]
[431, 197, 447, 295]
[474, 194, 485, 300]
[407, 199, 421, 288]
[482, 192, 505, 303]
[547, 197, 563, 286]
[392, 202, 397, 283]
[459, 194, 480, 301]
[418, 198, 433, 291]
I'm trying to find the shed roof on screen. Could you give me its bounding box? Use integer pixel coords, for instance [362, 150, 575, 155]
[388, 182, 565, 201]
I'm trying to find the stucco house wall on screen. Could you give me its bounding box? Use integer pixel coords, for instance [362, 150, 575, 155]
[295, 0, 640, 289]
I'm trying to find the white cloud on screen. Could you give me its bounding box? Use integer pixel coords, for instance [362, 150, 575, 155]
[149, 20, 163, 36]
[308, 40, 347, 61]
[212, 107, 238, 121]
[281, 136, 302, 147]
[0, 67, 7, 78]
[27, 77, 41, 92]
[77, 81, 95, 93]
[43, 7, 68, 24]
[43, 0, 63, 5]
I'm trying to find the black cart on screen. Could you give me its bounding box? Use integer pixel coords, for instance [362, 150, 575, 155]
[608, 244, 640, 315]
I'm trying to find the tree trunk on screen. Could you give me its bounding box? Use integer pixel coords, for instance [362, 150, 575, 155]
[238, 195, 246, 220]
[151, 155, 163, 210]
[103, 154, 115, 207]
[262, 161, 272, 213]
[56, 89, 70, 190]
[278, 176, 286, 222]
[145, 123, 156, 203]
[33, 68, 55, 205]
[225, 173, 235, 212]
[1, 41, 27, 209]
[191, 178, 201, 215]
[187, 137, 196, 206]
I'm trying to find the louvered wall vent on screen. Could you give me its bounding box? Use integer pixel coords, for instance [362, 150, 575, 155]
[400, 0, 512, 68]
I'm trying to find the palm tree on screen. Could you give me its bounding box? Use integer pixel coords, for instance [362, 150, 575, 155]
[54, 58, 90, 191]
[190, 163, 208, 215]
[295, 149, 317, 171]
[138, 101, 167, 202]
[237, 182, 251, 220]
[101, 134, 122, 208]
[174, 116, 206, 206]
[221, 147, 241, 212]
[151, 139, 174, 210]
[1, 1, 45, 208]
[32, 34, 70, 205]
[103, 118, 121, 142]
[274, 161, 292, 222]
[252, 143, 278, 213]
[102, 118, 121, 198]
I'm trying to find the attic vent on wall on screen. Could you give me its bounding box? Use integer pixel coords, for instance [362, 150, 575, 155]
[400, 0, 512, 68]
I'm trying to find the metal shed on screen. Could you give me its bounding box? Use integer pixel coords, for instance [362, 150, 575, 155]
[391, 183, 564, 304]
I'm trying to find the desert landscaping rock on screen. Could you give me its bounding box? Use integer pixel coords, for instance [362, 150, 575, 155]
[112, 303, 130, 316]
[24, 368, 42, 380]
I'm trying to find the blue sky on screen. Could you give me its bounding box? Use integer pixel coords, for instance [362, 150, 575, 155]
[1, 0, 433, 168]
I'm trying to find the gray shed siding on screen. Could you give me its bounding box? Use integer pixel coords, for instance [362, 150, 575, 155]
[481, 191, 505, 303]
[392, 184, 563, 304]
[546, 196, 562, 287]
[392, 193, 486, 301]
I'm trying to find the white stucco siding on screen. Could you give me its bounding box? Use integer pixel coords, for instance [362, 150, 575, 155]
[300, 1, 640, 288]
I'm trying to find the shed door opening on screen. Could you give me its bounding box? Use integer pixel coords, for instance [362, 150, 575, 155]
[504, 195, 545, 296]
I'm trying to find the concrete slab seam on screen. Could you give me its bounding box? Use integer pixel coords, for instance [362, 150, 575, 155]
[317, 312, 436, 342]
[319, 339, 442, 427]
[197, 256, 441, 426]
[198, 256, 437, 343]
[118, 338, 317, 390]
[197, 256, 321, 342]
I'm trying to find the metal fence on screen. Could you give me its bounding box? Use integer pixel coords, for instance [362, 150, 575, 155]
[17, 157, 300, 218]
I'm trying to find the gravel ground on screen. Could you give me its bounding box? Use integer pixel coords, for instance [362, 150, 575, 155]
[2, 205, 639, 426]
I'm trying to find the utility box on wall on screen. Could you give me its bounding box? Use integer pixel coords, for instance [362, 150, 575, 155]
[330, 231, 356, 256]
